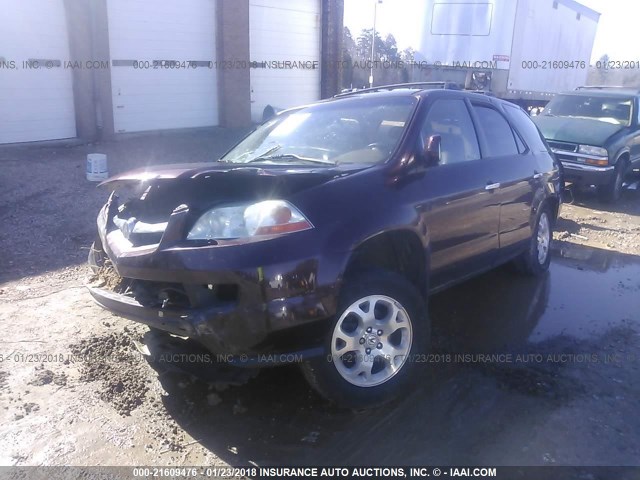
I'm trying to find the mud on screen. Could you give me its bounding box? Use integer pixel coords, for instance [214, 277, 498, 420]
[0, 130, 639, 467]
[29, 368, 67, 387]
[70, 331, 150, 417]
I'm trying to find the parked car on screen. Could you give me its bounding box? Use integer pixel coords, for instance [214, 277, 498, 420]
[533, 86, 640, 202]
[88, 84, 562, 408]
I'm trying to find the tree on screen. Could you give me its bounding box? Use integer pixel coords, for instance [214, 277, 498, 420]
[399, 47, 416, 82]
[345, 27, 416, 87]
[356, 28, 385, 61]
[597, 54, 609, 82]
[343, 26, 356, 57]
[342, 27, 356, 89]
[381, 34, 399, 62]
[400, 47, 416, 62]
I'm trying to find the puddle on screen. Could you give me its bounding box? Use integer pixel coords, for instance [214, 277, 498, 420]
[529, 246, 640, 342]
[430, 243, 640, 351]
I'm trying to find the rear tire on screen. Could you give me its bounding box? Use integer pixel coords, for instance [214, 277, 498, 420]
[598, 159, 627, 203]
[515, 206, 552, 276]
[300, 270, 429, 409]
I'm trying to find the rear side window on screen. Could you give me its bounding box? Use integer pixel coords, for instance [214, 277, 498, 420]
[505, 104, 551, 153]
[421, 99, 481, 164]
[472, 105, 519, 157]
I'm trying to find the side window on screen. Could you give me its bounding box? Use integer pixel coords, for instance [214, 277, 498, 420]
[472, 105, 519, 157]
[504, 104, 549, 153]
[421, 99, 481, 165]
[513, 128, 527, 153]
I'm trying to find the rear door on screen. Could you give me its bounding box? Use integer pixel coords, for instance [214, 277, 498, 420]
[469, 101, 537, 255]
[418, 97, 501, 289]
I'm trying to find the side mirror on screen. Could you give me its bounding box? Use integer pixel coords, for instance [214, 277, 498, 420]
[424, 134, 441, 167]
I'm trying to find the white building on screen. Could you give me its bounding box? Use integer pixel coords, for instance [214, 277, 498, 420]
[0, 0, 343, 144]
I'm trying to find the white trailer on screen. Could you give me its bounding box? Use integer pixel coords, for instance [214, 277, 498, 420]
[416, 0, 600, 106]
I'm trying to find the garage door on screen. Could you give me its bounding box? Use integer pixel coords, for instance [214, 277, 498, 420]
[249, 0, 321, 122]
[107, 0, 218, 133]
[0, 0, 76, 144]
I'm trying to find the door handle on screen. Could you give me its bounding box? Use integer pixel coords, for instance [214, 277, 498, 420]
[485, 182, 500, 191]
[533, 172, 543, 180]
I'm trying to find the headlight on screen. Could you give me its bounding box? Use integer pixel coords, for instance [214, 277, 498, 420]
[578, 145, 608, 157]
[187, 200, 313, 241]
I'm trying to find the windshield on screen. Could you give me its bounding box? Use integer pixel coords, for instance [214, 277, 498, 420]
[220, 96, 418, 166]
[542, 94, 633, 126]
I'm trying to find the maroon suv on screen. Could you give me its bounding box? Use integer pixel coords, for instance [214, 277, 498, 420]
[88, 83, 562, 408]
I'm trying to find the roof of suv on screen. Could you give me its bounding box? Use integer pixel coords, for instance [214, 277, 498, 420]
[333, 84, 508, 106]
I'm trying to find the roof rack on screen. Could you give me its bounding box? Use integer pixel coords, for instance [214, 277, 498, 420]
[576, 85, 640, 93]
[334, 82, 462, 98]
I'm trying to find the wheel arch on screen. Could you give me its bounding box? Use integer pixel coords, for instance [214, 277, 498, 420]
[341, 229, 430, 300]
[613, 148, 630, 165]
[541, 195, 560, 226]
[531, 183, 561, 229]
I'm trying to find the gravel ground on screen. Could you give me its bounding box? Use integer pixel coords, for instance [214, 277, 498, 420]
[0, 127, 247, 298]
[554, 181, 640, 255]
[0, 132, 639, 467]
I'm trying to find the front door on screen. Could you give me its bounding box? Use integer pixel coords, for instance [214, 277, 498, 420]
[417, 98, 501, 289]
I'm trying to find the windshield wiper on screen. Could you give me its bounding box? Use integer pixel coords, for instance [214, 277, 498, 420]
[244, 144, 282, 163]
[247, 153, 336, 165]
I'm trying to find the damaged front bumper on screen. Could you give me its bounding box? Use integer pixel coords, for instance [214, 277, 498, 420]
[87, 193, 342, 363]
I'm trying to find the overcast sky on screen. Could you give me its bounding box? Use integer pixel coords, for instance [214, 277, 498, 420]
[344, 0, 639, 63]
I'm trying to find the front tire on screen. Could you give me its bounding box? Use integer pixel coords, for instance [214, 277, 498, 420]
[301, 270, 429, 409]
[598, 159, 627, 203]
[515, 206, 552, 276]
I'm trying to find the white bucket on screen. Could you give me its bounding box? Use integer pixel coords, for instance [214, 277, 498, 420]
[86, 153, 109, 182]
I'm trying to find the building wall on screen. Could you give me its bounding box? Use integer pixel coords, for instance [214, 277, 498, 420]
[321, 0, 344, 99]
[217, 0, 252, 128]
[6, 0, 343, 142]
[0, 0, 77, 144]
[249, 0, 323, 122]
[62, 0, 115, 140]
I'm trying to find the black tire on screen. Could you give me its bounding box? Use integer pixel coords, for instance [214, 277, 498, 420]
[597, 159, 627, 203]
[300, 269, 429, 409]
[514, 205, 553, 276]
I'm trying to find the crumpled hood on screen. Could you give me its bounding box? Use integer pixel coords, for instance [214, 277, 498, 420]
[99, 162, 373, 227]
[533, 115, 624, 145]
[100, 161, 368, 189]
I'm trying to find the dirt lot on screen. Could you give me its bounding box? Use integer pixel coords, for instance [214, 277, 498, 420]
[0, 130, 639, 467]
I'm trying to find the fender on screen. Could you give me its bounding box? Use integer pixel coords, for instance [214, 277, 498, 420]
[611, 147, 631, 166]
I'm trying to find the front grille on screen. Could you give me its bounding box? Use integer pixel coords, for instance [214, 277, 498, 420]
[112, 214, 168, 247]
[548, 141, 578, 152]
[555, 153, 582, 163]
[123, 280, 239, 310]
[90, 263, 238, 310]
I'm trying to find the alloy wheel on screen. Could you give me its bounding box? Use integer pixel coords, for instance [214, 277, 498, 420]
[537, 212, 551, 265]
[330, 295, 413, 387]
